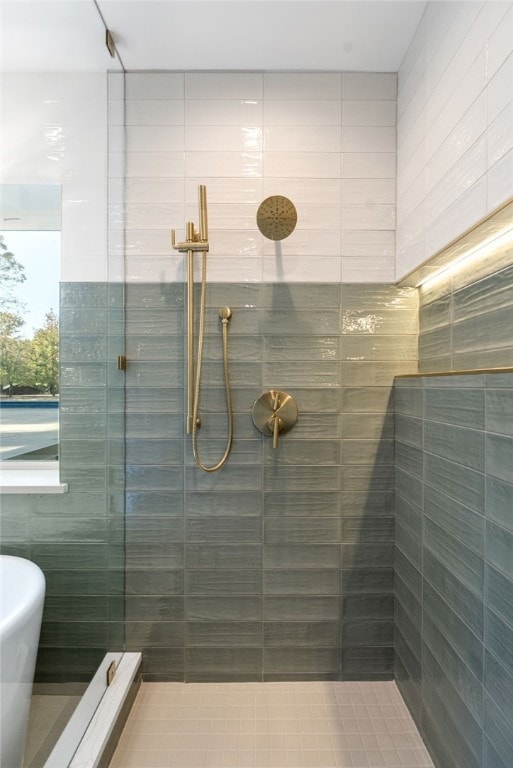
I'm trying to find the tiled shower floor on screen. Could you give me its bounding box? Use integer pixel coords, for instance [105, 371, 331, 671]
[109, 681, 434, 768]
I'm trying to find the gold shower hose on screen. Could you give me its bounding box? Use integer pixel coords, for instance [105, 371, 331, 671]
[192, 250, 233, 472]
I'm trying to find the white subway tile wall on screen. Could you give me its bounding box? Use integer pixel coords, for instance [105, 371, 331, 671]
[1, 70, 406, 284]
[6, 35, 513, 287]
[124, 71, 397, 284]
[396, 0, 513, 280]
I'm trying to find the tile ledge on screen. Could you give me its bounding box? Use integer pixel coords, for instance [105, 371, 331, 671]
[395, 366, 513, 378]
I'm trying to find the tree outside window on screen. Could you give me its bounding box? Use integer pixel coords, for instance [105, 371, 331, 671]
[0, 234, 59, 398]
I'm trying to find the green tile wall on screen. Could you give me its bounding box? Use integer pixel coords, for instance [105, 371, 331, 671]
[395, 372, 513, 768]
[125, 282, 418, 681]
[0, 282, 125, 683]
[1, 280, 420, 684]
[419, 262, 513, 372]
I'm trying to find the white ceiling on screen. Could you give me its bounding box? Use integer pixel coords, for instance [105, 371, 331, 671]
[0, 1, 120, 72]
[1, 0, 427, 72]
[100, 1, 427, 72]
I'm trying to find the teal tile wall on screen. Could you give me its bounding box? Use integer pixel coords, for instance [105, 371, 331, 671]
[0, 282, 125, 682]
[418, 262, 513, 372]
[0, 280, 419, 685]
[125, 282, 418, 681]
[394, 372, 513, 768]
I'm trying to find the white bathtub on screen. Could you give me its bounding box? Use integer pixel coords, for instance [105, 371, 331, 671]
[0, 556, 45, 768]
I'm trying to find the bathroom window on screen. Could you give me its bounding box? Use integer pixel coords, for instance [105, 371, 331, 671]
[0, 185, 61, 463]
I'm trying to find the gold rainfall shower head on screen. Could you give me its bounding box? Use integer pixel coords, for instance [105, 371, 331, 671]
[257, 195, 297, 241]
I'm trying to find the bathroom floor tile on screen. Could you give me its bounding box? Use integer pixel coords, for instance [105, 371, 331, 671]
[110, 682, 433, 768]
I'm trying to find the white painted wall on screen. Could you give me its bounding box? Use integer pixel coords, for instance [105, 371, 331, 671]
[0, 71, 121, 283]
[124, 71, 397, 283]
[396, 0, 513, 280]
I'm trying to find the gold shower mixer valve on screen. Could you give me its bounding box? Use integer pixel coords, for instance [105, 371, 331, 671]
[252, 390, 298, 449]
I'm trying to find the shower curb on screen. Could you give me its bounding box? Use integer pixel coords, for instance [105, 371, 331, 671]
[69, 653, 141, 768]
[43, 652, 141, 768]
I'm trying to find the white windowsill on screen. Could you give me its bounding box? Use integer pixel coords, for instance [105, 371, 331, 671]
[0, 461, 68, 494]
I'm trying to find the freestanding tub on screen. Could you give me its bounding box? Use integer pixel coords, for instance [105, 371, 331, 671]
[0, 556, 45, 768]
